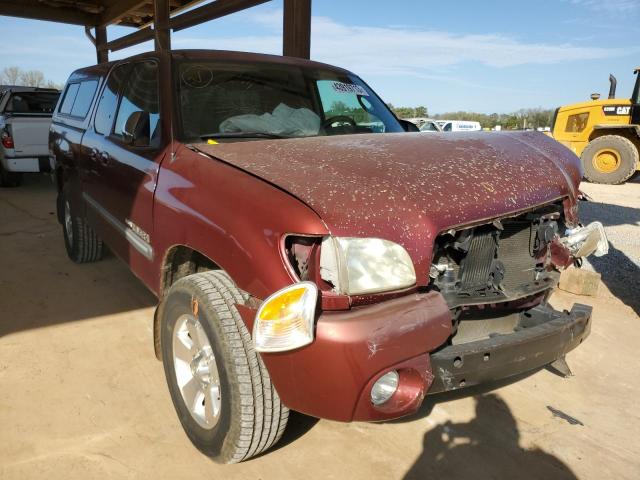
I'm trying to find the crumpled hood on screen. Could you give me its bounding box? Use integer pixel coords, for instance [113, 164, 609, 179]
[195, 131, 581, 282]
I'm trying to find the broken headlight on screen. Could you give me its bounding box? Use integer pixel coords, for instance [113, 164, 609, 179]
[319, 237, 416, 295]
[561, 221, 609, 258]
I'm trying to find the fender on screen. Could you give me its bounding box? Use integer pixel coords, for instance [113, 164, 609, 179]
[149, 144, 329, 300]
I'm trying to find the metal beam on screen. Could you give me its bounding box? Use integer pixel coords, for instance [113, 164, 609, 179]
[102, 0, 272, 54]
[0, 0, 99, 26]
[94, 0, 314, 61]
[171, 0, 270, 32]
[102, 27, 155, 52]
[154, 0, 171, 51]
[100, 0, 148, 26]
[283, 0, 311, 59]
[96, 26, 109, 63]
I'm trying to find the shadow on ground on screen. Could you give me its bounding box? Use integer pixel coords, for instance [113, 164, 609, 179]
[402, 393, 578, 480]
[0, 174, 156, 337]
[578, 198, 640, 315]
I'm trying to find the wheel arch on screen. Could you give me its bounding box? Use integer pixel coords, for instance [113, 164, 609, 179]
[154, 244, 224, 360]
[160, 244, 223, 297]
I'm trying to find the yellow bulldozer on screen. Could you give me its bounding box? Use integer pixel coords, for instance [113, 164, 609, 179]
[551, 68, 640, 184]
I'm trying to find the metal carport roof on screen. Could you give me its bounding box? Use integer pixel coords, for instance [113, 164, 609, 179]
[0, 0, 311, 62]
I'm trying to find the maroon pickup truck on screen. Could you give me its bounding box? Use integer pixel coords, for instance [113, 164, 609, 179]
[50, 50, 607, 463]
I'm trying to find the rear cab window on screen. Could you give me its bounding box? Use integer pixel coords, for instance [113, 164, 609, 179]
[3, 91, 59, 115]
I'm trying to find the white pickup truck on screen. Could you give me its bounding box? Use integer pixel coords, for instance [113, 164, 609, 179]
[0, 87, 60, 187]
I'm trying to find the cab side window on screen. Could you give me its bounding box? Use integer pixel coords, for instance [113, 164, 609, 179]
[59, 80, 98, 118]
[94, 64, 130, 135]
[565, 113, 589, 133]
[59, 83, 80, 115]
[113, 61, 160, 148]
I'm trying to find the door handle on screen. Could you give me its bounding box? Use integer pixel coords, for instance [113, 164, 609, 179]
[99, 151, 110, 165]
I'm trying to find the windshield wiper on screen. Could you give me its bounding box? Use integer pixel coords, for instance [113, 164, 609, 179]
[199, 132, 294, 140]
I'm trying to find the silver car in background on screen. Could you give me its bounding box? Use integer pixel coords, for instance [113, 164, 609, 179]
[0, 87, 60, 187]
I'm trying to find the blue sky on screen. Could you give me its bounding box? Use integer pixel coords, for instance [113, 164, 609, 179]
[0, 0, 638, 113]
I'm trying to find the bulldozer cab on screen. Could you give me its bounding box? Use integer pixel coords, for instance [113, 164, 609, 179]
[631, 68, 640, 125]
[551, 68, 640, 185]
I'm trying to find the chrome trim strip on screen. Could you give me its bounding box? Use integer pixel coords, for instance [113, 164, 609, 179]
[83, 192, 154, 260]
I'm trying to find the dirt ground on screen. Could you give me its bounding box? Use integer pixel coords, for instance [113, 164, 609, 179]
[0, 174, 638, 480]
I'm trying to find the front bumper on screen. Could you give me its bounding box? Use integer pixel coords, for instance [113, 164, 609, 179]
[246, 293, 591, 423]
[428, 303, 592, 394]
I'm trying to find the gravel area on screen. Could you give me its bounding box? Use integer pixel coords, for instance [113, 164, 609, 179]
[578, 174, 640, 316]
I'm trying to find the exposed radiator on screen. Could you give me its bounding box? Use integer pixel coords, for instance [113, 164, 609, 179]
[459, 229, 497, 292]
[498, 221, 539, 291]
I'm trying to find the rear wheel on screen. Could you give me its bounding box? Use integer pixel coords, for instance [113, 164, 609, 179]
[581, 135, 638, 184]
[160, 271, 288, 464]
[0, 166, 22, 187]
[60, 187, 103, 263]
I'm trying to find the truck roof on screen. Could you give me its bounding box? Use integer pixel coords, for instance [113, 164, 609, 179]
[67, 49, 352, 82]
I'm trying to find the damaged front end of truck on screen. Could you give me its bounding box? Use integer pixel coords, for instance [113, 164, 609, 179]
[195, 131, 608, 422]
[426, 201, 607, 393]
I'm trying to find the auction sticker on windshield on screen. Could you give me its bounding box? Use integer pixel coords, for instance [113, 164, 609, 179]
[331, 82, 369, 96]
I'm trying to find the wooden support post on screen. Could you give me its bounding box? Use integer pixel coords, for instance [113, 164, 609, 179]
[154, 0, 171, 52]
[95, 25, 109, 64]
[283, 0, 311, 59]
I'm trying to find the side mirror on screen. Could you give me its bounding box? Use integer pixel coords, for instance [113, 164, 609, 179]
[122, 110, 150, 146]
[398, 119, 420, 132]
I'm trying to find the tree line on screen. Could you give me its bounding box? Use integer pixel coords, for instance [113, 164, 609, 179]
[1, 66, 63, 90]
[387, 104, 555, 129]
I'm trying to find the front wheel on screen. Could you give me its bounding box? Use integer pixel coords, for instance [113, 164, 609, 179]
[581, 135, 638, 184]
[160, 271, 289, 463]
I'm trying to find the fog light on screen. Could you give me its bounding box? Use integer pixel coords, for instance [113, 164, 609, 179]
[371, 370, 399, 406]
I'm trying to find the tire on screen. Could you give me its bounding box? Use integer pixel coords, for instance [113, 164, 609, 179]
[0, 166, 22, 187]
[60, 187, 103, 263]
[160, 271, 288, 464]
[581, 135, 638, 185]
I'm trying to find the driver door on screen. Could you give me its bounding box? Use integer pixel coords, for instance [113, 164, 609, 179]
[81, 59, 164, 264]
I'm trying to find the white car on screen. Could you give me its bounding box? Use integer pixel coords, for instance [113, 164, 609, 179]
[0, 87, 60, 186]
[419, 119, 443, 132]
[438, 120, 482, 132]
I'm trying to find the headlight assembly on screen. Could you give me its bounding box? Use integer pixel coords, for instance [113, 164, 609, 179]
[253, 282, 318, 353]
[319, 236, 416, 295]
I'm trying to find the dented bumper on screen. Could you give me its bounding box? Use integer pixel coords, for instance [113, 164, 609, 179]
[247, 293, 591, 423]
[428, 303, 592, 394]
[249, 291, 453, 422]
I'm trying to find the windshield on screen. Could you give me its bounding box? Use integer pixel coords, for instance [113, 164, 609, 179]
[4, 91, 59, 115]
[176, 60, 404, 141]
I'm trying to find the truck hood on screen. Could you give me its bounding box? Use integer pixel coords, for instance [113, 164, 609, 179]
[195, 131, 581, 281]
